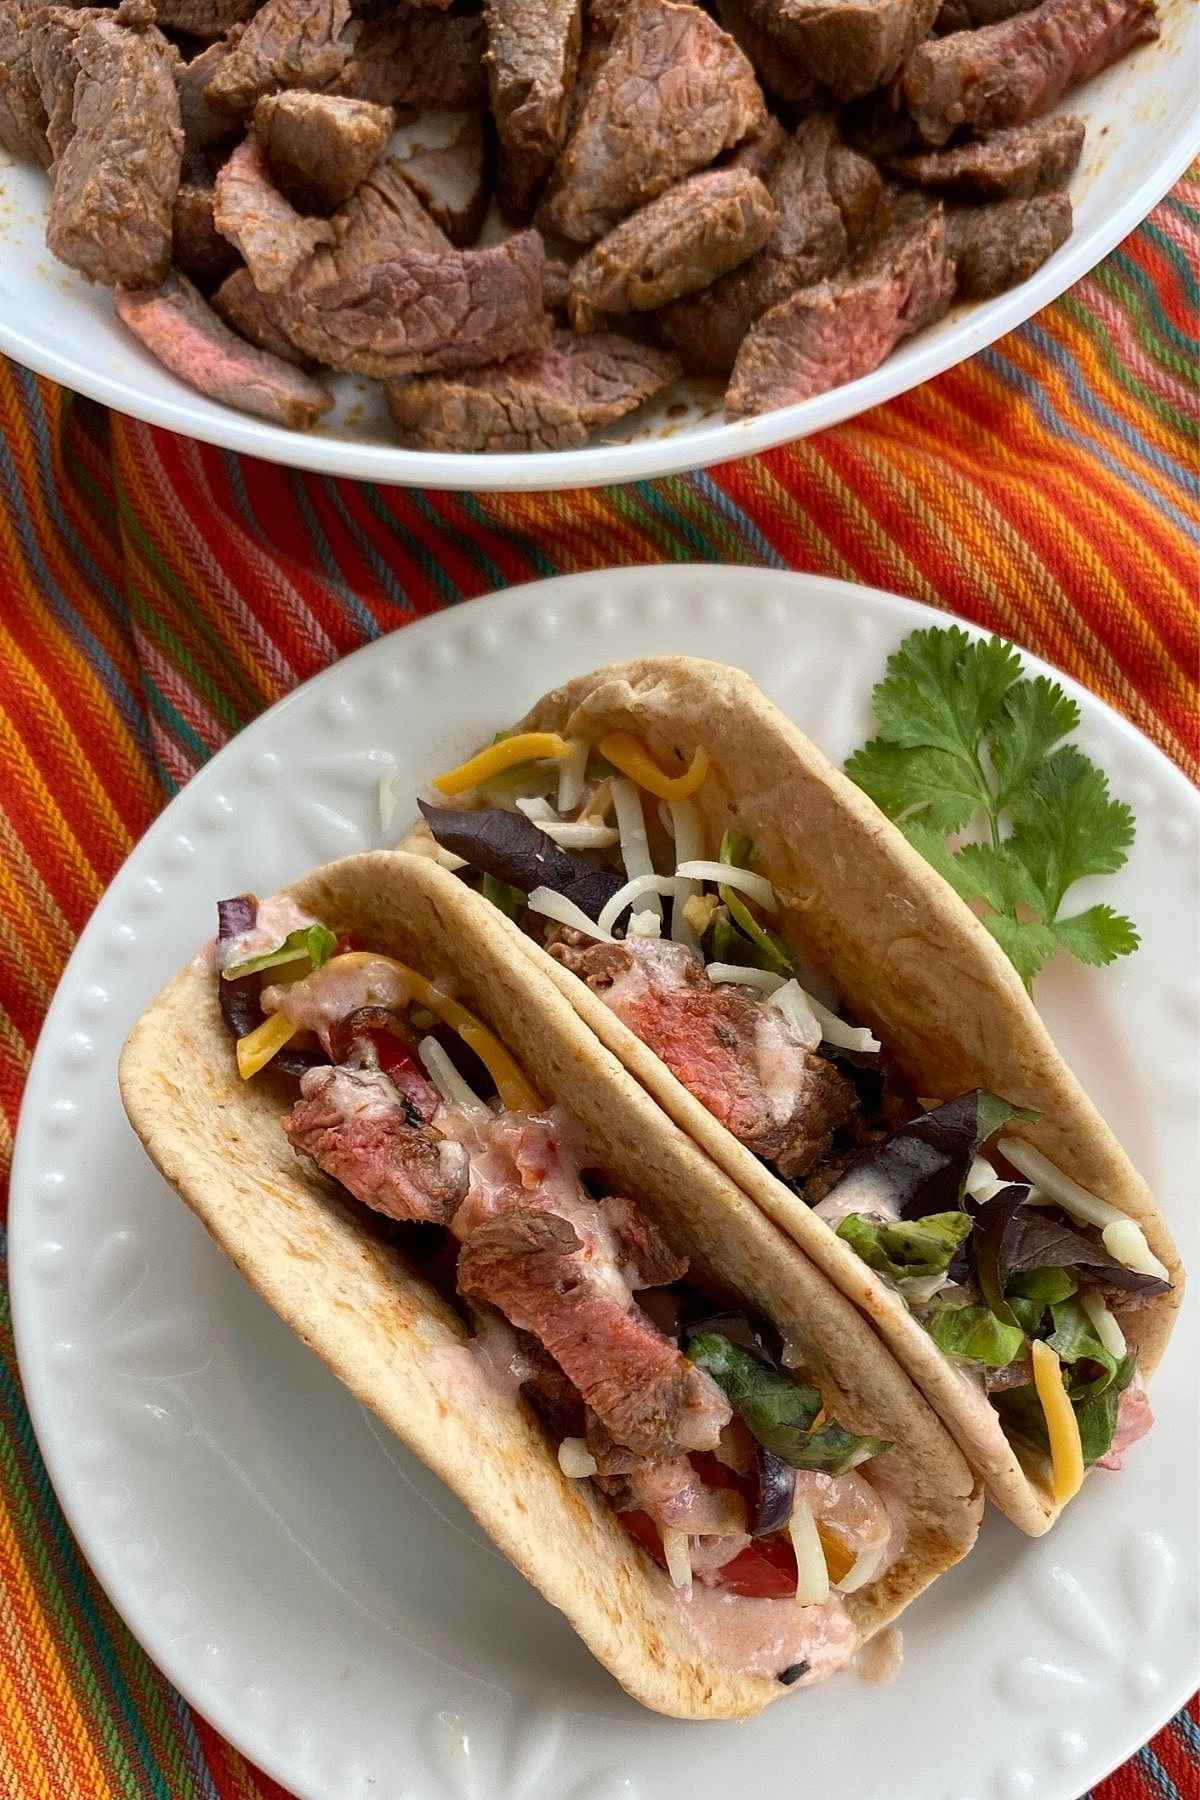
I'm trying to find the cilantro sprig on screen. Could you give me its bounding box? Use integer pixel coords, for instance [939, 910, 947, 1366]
[845, 627, 1138, 986]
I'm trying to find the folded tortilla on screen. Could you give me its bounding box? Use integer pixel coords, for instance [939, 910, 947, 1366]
[120, 848, 981, 1719]
[502, 657, 1183, 1536]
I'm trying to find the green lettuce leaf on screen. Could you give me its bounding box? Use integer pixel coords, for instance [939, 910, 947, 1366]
[1045, 1297, 1118, 1393]
[835, 1210, 972, 1282]
[223, 921, 336, 980]
[925, 1302, 1026, 1368]
[481, 872, 527, 919]
[717, 830, 794, 975]
[686, 1331, 889, 1474]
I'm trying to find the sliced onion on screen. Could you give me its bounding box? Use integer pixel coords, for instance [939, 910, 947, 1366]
[527, 887, 615, 942]
[789, 1499, 830, 1606]
[613, 778, 662, 924]
[628, 909, 662, 938]
[596, 873, 680, 937]
[662, 1528, 693, 1594]
[833, 1537, 889, 1595]
[1100, 1218, 1170, 1282]
[1080, 1289, 1128, 1359]
[676, 861, 778, 912]
[751, 1447, 796, 1537]
[556, 739, 588, 815]
[418, 1036, 487, 1114]
[557, 1436, 598, 1479]
[768, 978, 822, 1050]
[669, 798, 704, 953]
[706, 963, 786, 991]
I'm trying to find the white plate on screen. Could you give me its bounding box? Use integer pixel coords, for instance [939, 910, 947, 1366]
[1, 11, 1197, 491]
[11, 567, 1198, 1800]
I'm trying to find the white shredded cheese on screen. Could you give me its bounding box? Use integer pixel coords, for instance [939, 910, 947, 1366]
[1080, 1289, 1128, 1359]
[612, 778, 662, 925]
[676, 860, 778, 912]
[833, 1537, 889, 1595]
[1100, 1218, 1170, 1282]
[788, 1500, 830, 1606]
[557, 1437, 598, 1479]
[662, 1528, 694, 1594]
[683, 893, 719, 936]
[706, 963, 787, 991]
[556, 739, 588, 815]
[418, 1036, 487, 1114]
[669, 798, 704, 953]
[768, 978, 822, 1050]
[804, 993, 881, 1054]
[526, 887, 615, 942]
[515, 795, 557, 822]
[628, 909, 663, 938]
[966, 1156, 1009, 1201]
[515, 794, 619, 849]
[596, 873, 680, 937]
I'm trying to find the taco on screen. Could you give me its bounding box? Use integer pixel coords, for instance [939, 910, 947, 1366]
[119, 849, 982, 1719]
[409, 656, 1182, 1537]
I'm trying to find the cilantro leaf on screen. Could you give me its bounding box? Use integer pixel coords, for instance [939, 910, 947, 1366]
[845, 628, 1139, 988]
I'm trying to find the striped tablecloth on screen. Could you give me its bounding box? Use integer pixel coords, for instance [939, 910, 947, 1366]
[0, 168, 1196, 1800]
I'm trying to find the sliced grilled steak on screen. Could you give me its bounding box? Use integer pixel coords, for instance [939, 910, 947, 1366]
[542, 250, 574, 311]
[519, 1338, 588, 1438]
[550, 937, 859, 1177]
[937, 0, 1040, 26]
[457, 1209, 730, 1458]
[385, 329, 679, 451]
[657, 112, 881, 374]
[205, 0, 354, 118]
[568, 168, 778, 329]
[151, 0, 262, 38]
[174, 162, 240, 286]
[726, 191, 954, 416]
[0, 3, 51, 168]
[214, 136, 335, 292]
[176, 39, 241, 153]
[396, 115, 491, 247]
[213, 264, 312, 363]
[254, 91, 392, 214]
[947, 187, 1072, 294]
[723, 113, 789, 180]
[486, 0, 582, 220]
[742, 0, 941, 100]
[333, 12, 487, 109]
[887, 113, 1084, 197]
[713, 0, 820, 104]
[114, 269, 334, 426]
[537, 0, 766, 244]
[284, 1064, 469, 1224]
[29, 7, 104, 165]
[325, 156, 453, 268]
[599, 1193, 689, 1288]
[902, 0, 1158, 146]
[277, 230, 549, 378]
[46, 3, 183, 291]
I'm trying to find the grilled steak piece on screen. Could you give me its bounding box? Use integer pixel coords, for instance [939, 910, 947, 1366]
[537, 0, 766, 244]
[333, 12, 487, 108]
[658, 112, 881, 375]
[277, 230, 550, 378]
[457, 1208, 730, 1458]
[385, 329, 679, 451]
[324, 156, 453, 268]
[567, 168, 778, 330]
[486, 0, 582, 221]
[29, 7, 104, 165]
[741, 0, 941, 100]
[936, 0, 1039, 27]
[396, 115, 491, 247]
[713, 0, 820, 103]
[46, 2, 183, 291]
[114, 269, 334, 426]
[150, 0, 261, 39]
[518, 1338, 588, 1438]
[214, 136, 335, 292]
[542, 250, 574, 311]
[213, 265, 312, 363]
[205, 0, 355, 118]
[723, 113, 789, 180]
[254, 91, 392, 213]
[947, 187, 1072, 294]
[0, 3, 52, 168]
[284, 1064, 469, 1223]
[902, 0, 1158, 146]
[599, 1193, 689, 1288]
[726, 191, 954, 416]
[176, 39, 241, 153]
[887, 113, 1084, 197]
[550, 937, 859, 1177]
[174, 161, 240, 286]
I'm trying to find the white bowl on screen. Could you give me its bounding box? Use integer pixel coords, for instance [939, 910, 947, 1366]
[1, 5, 1195, 492]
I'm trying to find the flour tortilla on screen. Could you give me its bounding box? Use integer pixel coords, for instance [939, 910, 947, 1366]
[120, 849, 981, 1719]
[502, 657, 1184, 1537]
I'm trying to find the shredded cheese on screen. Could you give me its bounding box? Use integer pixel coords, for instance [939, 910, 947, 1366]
[1101, 1218, 1169, 1281]
[612, 778, 661, 925]
[662, 1528, 694, 1594]
[432, 732, 569, 797]
[669, 797, 704, 953]
[418, 1036, 487, 1115]
[236, 1010, 300, 1079]
[830, 1535, 888, 1595]
[599, 733, 710, 801]
[768, 978, 822, 1050]
[628, 909, 663, 938]
[677, 860, 778, 911]
[556, 739, 588, 815]
[706, 963, 787, 991]
[789, 1499, 831, 1606]
[514, 796, 619, 849]
[596, 873, 680, 937]
[526, 888, 615, 942]
[804, 993, 881, 1055]
[1030, 1339, 1085, 1505]
[999, 1139, 1169, 1280]
[1080, 1289, 1127, 1360]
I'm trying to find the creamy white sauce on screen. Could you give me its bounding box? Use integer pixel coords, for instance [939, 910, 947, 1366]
[855, 1627, 904, 1685]
[812, 1165, 904, 1229]
[218, 894, 315, 971]
[466, 1308, 533, 1408]
[263, 956, 413, 1046]
[680, 1585, 858, 1683]
[753, 1008, 812, 1125]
